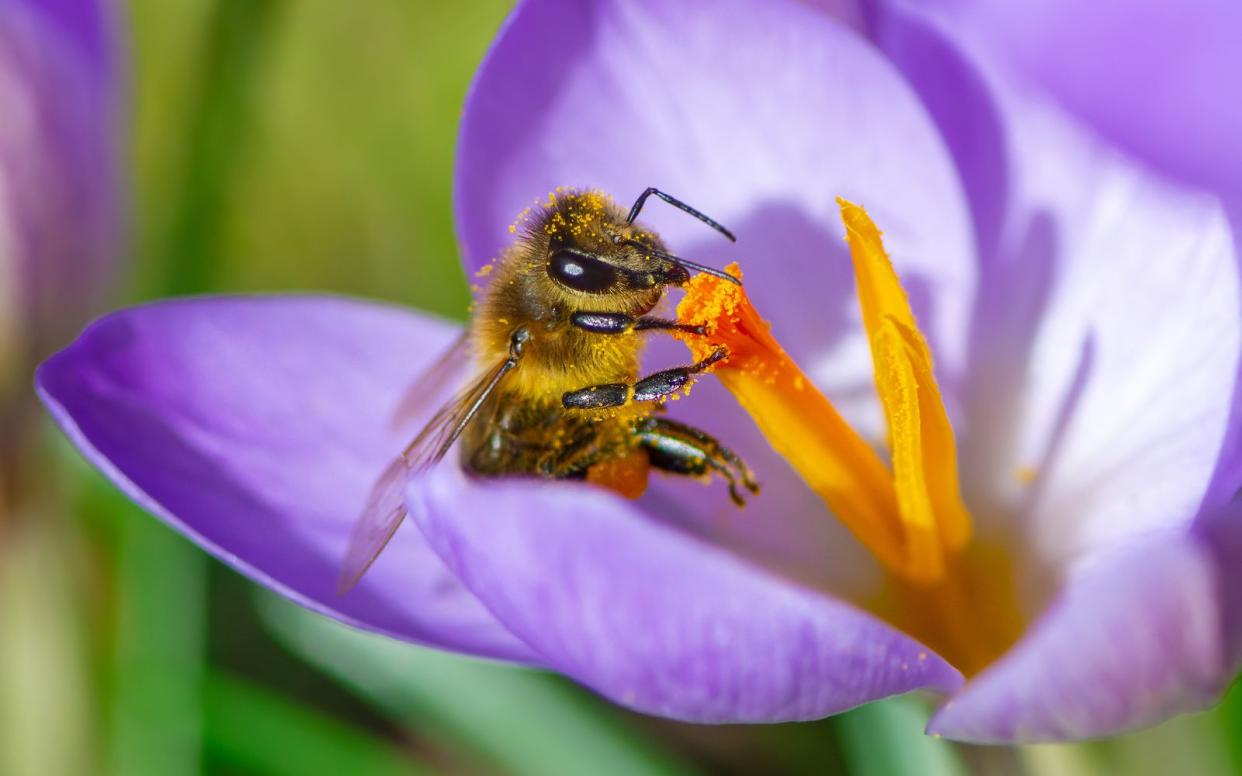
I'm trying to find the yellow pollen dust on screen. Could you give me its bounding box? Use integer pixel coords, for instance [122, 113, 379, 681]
[542, 189, 609, 239]
[676, 198, 972, 584]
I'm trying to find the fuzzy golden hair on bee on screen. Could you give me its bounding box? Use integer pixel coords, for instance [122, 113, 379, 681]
[339, 185, 755, 595]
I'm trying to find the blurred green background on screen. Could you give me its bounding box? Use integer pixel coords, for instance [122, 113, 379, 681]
[3, 1, 1241, 774]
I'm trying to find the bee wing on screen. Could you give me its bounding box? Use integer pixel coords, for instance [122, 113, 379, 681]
[338, 351, 520, 595]
[388, 329, 473, 432]
[336, 456, 411, 595]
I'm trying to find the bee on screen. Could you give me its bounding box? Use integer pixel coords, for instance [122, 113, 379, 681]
[339, 188, 759, 593]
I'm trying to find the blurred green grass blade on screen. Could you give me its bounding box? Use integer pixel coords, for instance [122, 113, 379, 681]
[1102, 702, 1233, 776]
[259, 593, 699, 776]
[835, 695, 966, 776]
[204, 671, 425, 776]
[108, 494, 206, 776]
[0, 518, 96, 776]
[161, 0, 285, 295]
[1219, 679, 1242, 769]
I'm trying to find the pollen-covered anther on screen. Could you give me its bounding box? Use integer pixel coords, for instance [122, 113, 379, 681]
[675, 201, 973, 584]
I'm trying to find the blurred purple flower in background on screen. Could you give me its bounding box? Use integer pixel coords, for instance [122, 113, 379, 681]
[0, 0, 121, 437]
[35, 0, 1242, 744]
[0, 1, 122, 773]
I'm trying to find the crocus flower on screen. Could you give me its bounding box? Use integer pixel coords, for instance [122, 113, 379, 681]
[1, 0, 120, 415]
[37, 0, 1242, 743]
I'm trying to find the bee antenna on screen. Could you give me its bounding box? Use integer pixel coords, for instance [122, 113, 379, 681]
[626, 187, 736, 243]
[624, 239, 742, 286]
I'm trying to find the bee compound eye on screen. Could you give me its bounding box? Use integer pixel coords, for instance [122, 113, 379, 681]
[547, 250, 619, 293]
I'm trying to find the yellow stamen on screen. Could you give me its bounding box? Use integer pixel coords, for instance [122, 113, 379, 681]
[676, 199, 972, 584]
[840, 197, 971, 577]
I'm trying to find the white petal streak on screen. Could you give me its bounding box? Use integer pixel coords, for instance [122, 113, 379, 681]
[1011, 102, 1240, 571]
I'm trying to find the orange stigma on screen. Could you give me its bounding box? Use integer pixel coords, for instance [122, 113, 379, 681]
[676, 199, 972, 584]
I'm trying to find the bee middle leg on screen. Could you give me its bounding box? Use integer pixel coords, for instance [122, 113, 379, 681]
[634, 416, 759, 506]
[562, 347, 728, 410]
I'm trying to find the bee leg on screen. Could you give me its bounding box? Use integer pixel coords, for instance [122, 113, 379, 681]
[538, 429, 605, 478]
[635, 416, 760, 506]
[570, 311, 704, 336]
[562, 347, 728, 410]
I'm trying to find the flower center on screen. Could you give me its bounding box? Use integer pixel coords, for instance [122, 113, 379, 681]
[675, 199, 1023, 674]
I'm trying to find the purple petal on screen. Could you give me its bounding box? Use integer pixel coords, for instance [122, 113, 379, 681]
[1194, 203, 1242, 666]
[982, 83, 1239, 574]
[1200, 198, 1242, 512]
[407, 465, 962, 723]
[803, 0, 868, 32]
[877, 7, 1241, 569]
[37, 297, 537, 662]
[1196, 499, 1242, 678]
[867, 5, 1006, 274]
[457, 0, 975, 377]
[935, 0, 1242, 197]
[928, 532, 1226, 743]
[455, 0, 975, 595]
[879, 10, 1242, 740]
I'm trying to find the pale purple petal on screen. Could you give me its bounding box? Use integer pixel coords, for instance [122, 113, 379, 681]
[936, 0, 1242, 197]
[1195, 500, 1242, 677]
[1194, 199, 1242, 670]
[802, 0, 868, 32]
[455, 0, 975, 597]
[1200, 198, 1242, 511]
[457, 0, 974, 382]
[877, 10, 1242, 740]
[877, 7, 1242, 573]
[979, 78, 1239, 576]
[928, 533, 1226, 743]
[37, 297, 537, 662]
[407, 465, 962, 723]
[867, 4, 1006, 278]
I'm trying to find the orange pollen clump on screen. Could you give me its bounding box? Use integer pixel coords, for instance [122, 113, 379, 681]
[675, 198, 972, 584]
[586, 449, 651, 500]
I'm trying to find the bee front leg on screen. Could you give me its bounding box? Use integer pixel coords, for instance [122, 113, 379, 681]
[562, 347, 728, 410]
[635, 416, 760, 506]
[570, 311, 704, 336]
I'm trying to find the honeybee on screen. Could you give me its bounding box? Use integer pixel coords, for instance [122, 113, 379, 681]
[339, 188, 759, 593]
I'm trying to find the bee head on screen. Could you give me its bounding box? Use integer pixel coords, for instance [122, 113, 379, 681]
[536, 188, 738, 309]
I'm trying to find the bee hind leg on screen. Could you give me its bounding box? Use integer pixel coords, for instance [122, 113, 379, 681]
[635, 416, 759, 507]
